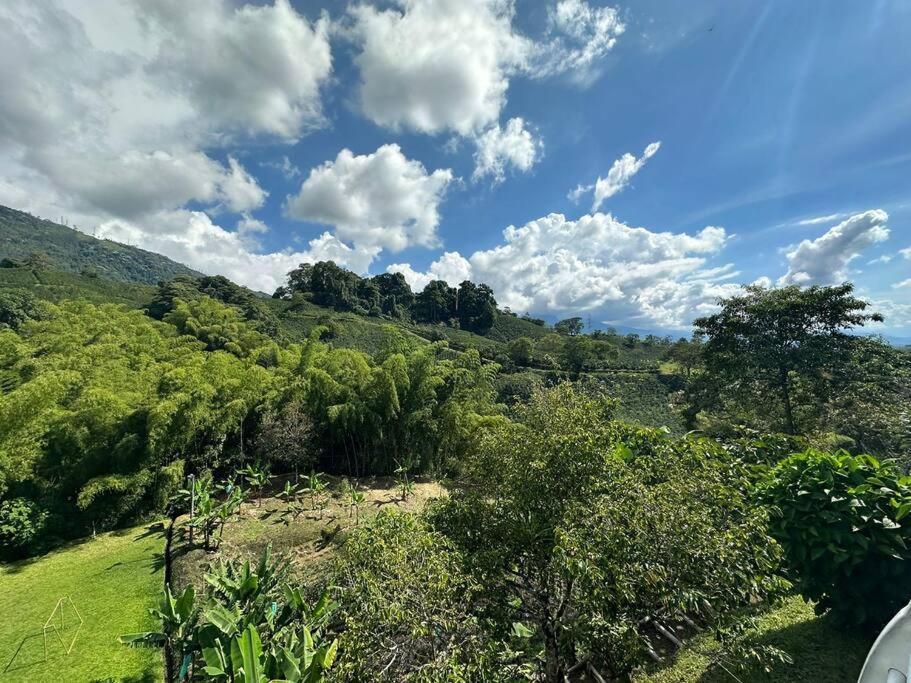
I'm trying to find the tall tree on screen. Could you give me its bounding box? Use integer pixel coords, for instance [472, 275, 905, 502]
[456, 281, 497, 334]
[693, 283, 883, 434]
[554, 317, 584, 336]
[414, 280, 457, 324]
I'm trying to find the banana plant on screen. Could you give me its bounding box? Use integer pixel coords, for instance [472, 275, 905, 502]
[121, 546, 338, 682]
[119, 585, 199, 681]
[394, 463, 414, 502]
[241, 463, 270, 508]
[303, 472, 326, 513]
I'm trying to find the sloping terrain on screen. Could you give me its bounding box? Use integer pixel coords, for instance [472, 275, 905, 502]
[0, 205, 202, 285]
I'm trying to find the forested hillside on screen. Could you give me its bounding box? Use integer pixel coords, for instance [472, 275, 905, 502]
[1, 237, 909, 683]
[0, 205, 202, 284]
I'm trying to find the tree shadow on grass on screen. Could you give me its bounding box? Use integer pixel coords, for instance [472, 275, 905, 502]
[695, 611, 873, 683]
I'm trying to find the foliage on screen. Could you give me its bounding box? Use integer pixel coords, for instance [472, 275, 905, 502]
[255, 400, 316, 476]
[0, 300, 280, 536]
[331, 509, 515, 681]
[280, 262, 498, 333]
[554, 316, 584, 336]
[0, 204, 201, 284]
[122, 546, 337, 682]
[692, 283, 883, 435]
[759, 449, 911, 629]
[0, 287, 43, 330]
[0, 496, 47, 556]
[431, 384, 784, 681]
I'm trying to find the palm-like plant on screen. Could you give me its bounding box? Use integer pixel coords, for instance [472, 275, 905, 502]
[241, 463, 270, 508]
[120, 585, 199, 682]
[122, 546, 338, 682]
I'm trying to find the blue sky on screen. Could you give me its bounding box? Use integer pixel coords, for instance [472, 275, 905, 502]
[1, 0, 909, 333]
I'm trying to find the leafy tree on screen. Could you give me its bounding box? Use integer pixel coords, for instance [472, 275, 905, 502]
[456, 280, 497, 334]
[0, 497, 47, 557]
[164, 297, 268, 358]
[506, 336, 535, 366]
[554, 316, 584, 336]
[0, 288, 43, 330]
[693, 283, 883, 434]
[255, 401, 315, 477]
[414, 280, 456, 324]
[759, 449, 911, 629]
[431, 384, 783, 681]
[370, 272, 415, 317]
[665, 337, 702, 378]
[332, 510, 515, 681]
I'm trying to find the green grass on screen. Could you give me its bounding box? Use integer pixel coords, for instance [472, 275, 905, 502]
[636, 595, 873, 683]
[0, 523, 166, 683]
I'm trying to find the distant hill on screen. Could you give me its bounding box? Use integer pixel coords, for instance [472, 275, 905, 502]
[0, 205, 202, 285]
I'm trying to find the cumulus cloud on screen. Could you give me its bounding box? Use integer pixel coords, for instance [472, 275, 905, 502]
[96, 210, 379, 292]
[388, 251, 473, 291]
[347, 0, 530, 136]
[472, 118, 542, 184]
[285, 144, 454, 252]
[778, 210, 890, 285]
[894, 279, 911, 289]
[346, 0, 622, 139]
[138, 0, 332, 140]
[902, 247, 911, 260]
[0, 0, 350, 291]
[389, 212, 734, 327]
[570, 142, 661, 211]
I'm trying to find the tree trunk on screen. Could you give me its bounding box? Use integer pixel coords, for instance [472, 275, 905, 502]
[542, 621, 565, 683]
[779, 366, 796, 434]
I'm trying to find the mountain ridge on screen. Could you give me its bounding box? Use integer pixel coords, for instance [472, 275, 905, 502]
[0, 204, 202, 285]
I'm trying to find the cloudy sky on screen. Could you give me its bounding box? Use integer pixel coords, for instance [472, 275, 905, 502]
[1, 0, 910, 333]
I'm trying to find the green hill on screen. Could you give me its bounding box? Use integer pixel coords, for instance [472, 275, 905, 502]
[0, 205, 202, 285]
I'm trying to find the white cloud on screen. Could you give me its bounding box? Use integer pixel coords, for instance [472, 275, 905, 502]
[260, 155, 301, 180]
[138, 0, 332, 140]
[901, 247, 911, 260]
[532, 0, 626, 84]
[796, 212, 844, 226]
[894, 279, 911, 289]
[220, 157, 269, 212]
[347, 0, 623, 138]
[472, 117, 542, 184]
[0, 0, 353, 288]
[96, 210, 379, 292]
[570, 142, 661, 210]
[388, 251, 473, 291]
[778, 210, 890, 285]
[285, 144, 454, 252]
[389, 212, 733, 327]
[347, 0, 530, 136]
[868, 254, 893, 265]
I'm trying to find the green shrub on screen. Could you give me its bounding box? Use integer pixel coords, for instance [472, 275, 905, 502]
[760, 449, 911, 628]
[0, 497, 47, 555]
[331, 509, 516, 681]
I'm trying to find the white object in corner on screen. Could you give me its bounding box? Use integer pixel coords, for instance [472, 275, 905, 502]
[859, 601, 911, 683]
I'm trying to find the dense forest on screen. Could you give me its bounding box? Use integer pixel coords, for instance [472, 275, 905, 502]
[1, 235, 910, 681]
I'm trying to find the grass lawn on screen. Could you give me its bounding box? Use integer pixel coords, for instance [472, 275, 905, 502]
[0, 523, 166, 683]
[636, 595, 873, 683]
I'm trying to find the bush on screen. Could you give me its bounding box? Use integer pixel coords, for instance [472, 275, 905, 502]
[331, 509, 516, 681]
[760, 449, 911, 629]
[0, 497, 47, 556]
[431, 384, 783, 680]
